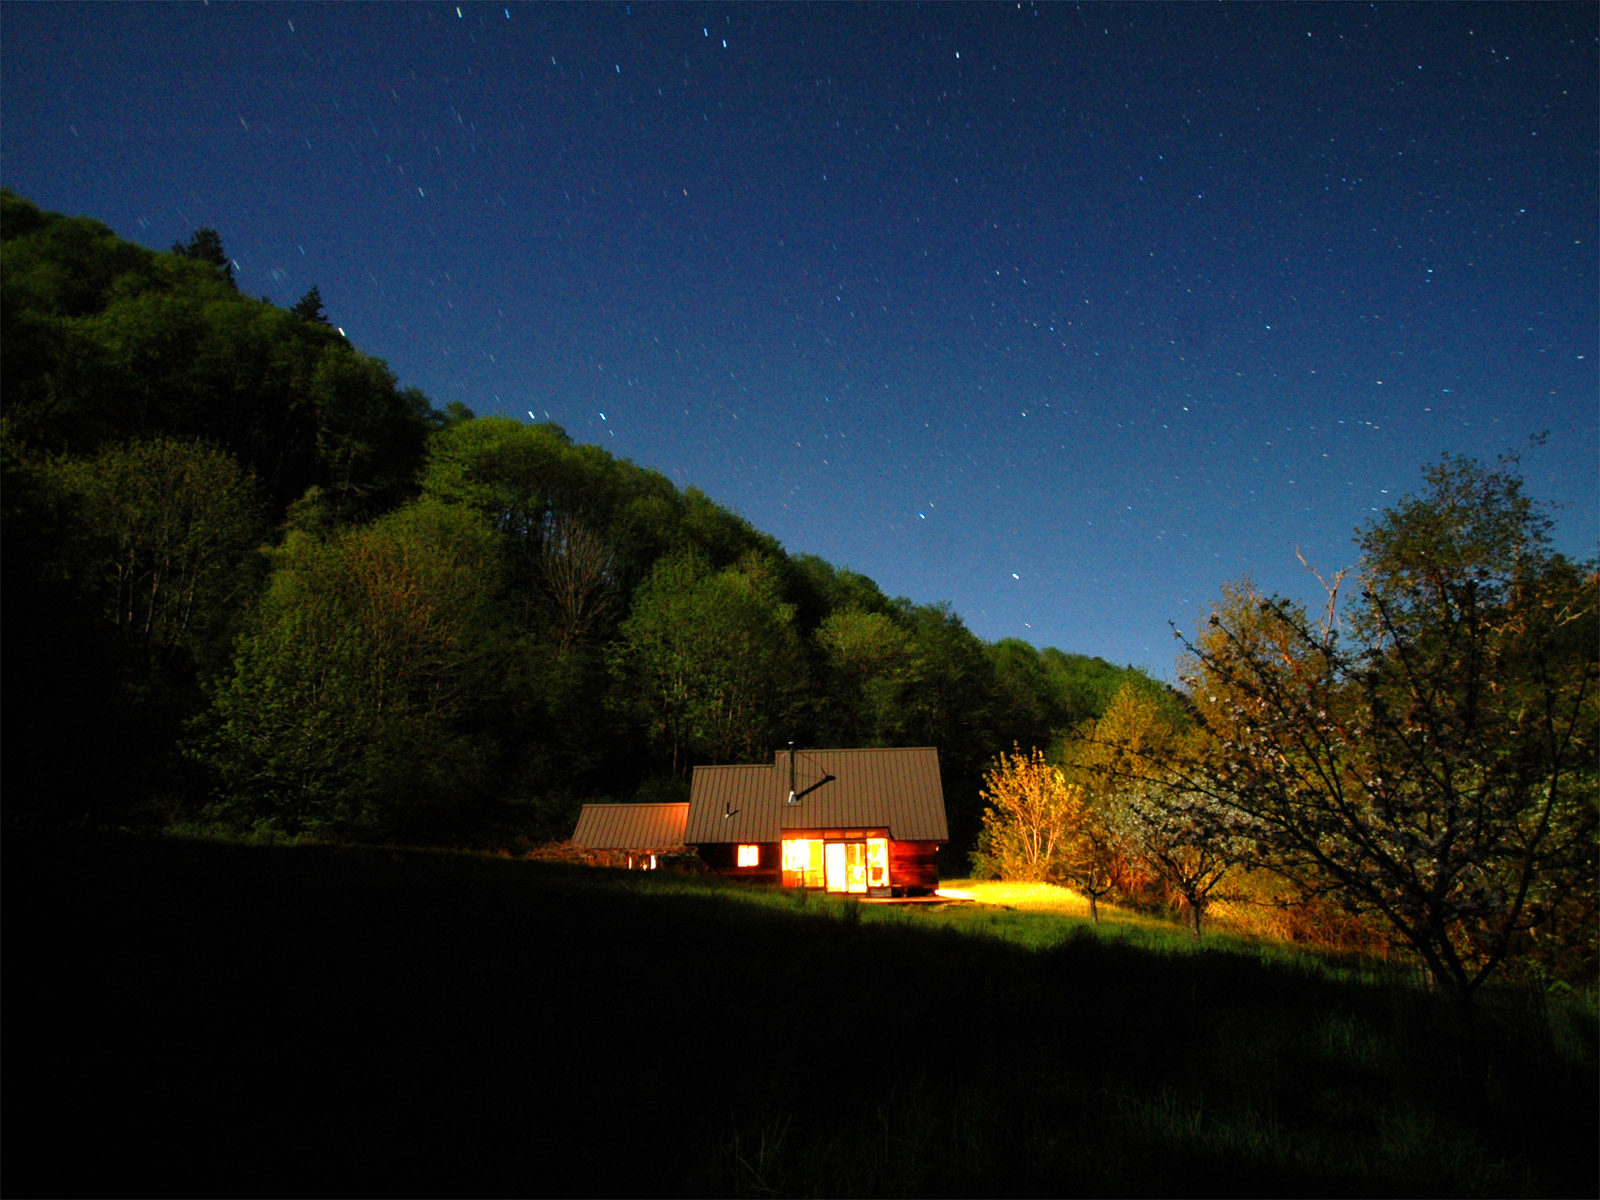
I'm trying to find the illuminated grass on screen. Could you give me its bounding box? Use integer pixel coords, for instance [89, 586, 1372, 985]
[942, 878, 1090, 912]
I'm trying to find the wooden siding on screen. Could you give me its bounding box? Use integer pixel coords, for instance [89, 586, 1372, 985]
[571, 802, 689, 851]
[889, 840, 940, 894]
[696, 841, 780, 883]
[772, 837, 942, 895]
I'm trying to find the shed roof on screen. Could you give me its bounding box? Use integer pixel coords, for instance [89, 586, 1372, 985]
[571, 802, 689, 850]
[685, 747, 948, 844]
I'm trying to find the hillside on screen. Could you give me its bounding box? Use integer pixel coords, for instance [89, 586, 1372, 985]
[1, 190, 1159, 852]
[5, 829, 1594, 1198]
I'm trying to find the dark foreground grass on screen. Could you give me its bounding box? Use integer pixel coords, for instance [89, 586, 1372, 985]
[4, 828, 1594, 1198]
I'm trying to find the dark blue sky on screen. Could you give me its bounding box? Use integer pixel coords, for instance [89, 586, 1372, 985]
[4, 1, 1595, 676]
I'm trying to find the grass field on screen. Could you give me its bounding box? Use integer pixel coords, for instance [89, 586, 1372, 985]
[5, 828, 1594, 1197]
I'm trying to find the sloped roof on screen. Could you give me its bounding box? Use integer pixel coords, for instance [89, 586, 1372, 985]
[572, 802, 689, 850]
[685, 747, 948, 844]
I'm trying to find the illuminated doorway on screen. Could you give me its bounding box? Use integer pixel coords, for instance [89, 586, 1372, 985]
[785, 836, 890, 893]
[822, 838, 889, 894]
[825, 841, 866, 893]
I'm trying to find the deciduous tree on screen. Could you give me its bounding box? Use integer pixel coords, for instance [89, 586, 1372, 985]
[536, 509, 620, 654]
[1057, 792, 1121, 924]
[973, 744, 1080, 883]
[1118, 776, 1239, 940]
[815, 605, 921, 745]
[49, 436, 264, 675]
[1178, 452, 1598, 998]
[610, 551, 809, 774]
[1067, 682, 1236, 935]
[197, 498, 502, 835]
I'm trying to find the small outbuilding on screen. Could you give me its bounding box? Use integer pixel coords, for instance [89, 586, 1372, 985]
[685, 747, 948, 896]
[570, 801, 689, 870]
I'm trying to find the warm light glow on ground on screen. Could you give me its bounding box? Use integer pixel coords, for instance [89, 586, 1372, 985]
[940, 879, 1318, 942]
[938, 881, 1258, 940]
[940, 880, 1095, 915]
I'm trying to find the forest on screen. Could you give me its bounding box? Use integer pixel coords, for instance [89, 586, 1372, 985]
[3, 190, 1594, 1005]
[0, 189, 1158, 859]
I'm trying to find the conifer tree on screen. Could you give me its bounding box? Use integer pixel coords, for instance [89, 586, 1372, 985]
[291, 284, 330, 324]
[172, 228, 235, 286]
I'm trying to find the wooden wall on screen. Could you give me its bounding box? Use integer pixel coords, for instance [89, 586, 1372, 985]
[889, 840, 940, 895]
[696, 842, 781, 883]
[699, 838, 941, 894]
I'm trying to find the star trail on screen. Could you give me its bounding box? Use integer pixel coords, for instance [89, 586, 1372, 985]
[3, 1, 1593, 675]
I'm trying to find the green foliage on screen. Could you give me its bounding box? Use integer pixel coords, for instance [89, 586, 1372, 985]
[610, 551, 810, 773]
[3, 191, 437, 518]
[1353, 444, 1556, 628]
[1, 432, 267, 814]
[2, 434, 138, 811]
[170, 227, 235, 286]
[2, 191, 162, 318]
[195, 498, 503, 836]
[788, 553, 895, 629]
[1179, 452, 1599, 998]
[986, 637, 1056, 747]
[1042, 646, 1157, 729]
[814, 605, 921, 745]
[45, 436, 266, 676]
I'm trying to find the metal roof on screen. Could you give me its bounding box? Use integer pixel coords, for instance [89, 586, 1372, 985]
[685, 748, 948, 844]
[571, 802, 690, 850]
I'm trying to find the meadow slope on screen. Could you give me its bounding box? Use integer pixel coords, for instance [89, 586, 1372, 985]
[5, 829, 1593, 1198]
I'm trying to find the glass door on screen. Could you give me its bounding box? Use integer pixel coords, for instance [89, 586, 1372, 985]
[825, 841, 868, 894]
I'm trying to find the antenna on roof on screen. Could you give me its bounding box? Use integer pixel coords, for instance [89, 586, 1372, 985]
[784, 743, 834, 804]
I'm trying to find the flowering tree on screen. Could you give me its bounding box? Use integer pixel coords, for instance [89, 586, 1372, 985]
[1069, 682, 1241, 937]
[1118, 777, 1240, 940]
[1178, 453, 1597, 1001]
[1056, 793, 1122, 924]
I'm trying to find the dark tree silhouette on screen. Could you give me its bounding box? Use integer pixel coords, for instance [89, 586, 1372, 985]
[291, 284, 330, 325]
[172, 228, 235, 287]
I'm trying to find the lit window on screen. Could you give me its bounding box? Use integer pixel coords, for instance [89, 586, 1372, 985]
[783, 838, 824, 884]
[867, 838, 889, 888]
[736, 843, 759, 867]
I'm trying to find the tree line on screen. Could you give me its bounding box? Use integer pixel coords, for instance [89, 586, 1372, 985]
[11, 191, 1589, 1001]
[974, 450, 1597, 1002]
[1, 190, 1156, 852]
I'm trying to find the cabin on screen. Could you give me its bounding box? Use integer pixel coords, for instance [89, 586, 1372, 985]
[570, 801, 689, 870]
[685, 747, 948, 896]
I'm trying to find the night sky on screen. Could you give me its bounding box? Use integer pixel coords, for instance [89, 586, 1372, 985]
[4, 2, 1595, 676]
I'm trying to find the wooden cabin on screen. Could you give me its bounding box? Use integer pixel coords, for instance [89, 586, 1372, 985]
[570, 801, 689, 870]
[685, 747, 948, 896]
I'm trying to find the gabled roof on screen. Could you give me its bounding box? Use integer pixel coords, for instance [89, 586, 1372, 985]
[685, 747, 948, 844]
[572, 802, 689, 850]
